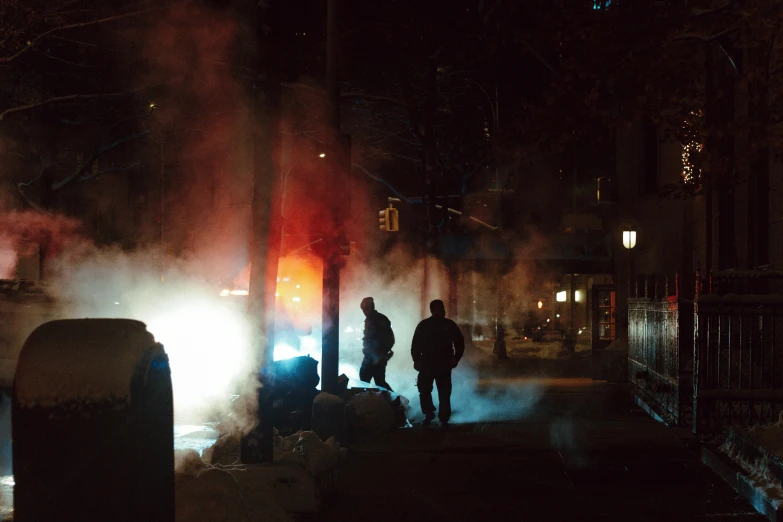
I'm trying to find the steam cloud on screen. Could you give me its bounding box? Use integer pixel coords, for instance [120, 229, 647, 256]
[0, 4, 548, 430]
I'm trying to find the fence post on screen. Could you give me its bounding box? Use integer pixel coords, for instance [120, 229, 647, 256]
[675, 271, 679, 299]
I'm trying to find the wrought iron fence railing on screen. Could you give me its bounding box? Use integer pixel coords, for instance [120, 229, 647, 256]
[693, 271, 783, 434]
[628, 274, 693, 426]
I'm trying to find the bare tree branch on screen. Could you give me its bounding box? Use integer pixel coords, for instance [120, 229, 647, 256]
[0, 87, 147, 121]
[340, 91, 407, 106]
[0, 0, 194, 64]
[33, 48, 98, 68]
[15, 184, 45, 213]
[667, 27, 738, 45]
[51, 130, 149, 191]
[77, 162, 141, 183]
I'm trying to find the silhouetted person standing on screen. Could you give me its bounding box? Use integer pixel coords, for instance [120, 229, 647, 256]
[411, 299, 465, 428]
[359, 297, 395, 391]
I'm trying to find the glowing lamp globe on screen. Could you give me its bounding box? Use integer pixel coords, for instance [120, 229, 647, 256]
[622, 230, 637, 250]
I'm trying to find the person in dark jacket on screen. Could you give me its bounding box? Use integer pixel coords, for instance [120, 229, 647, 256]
[411, 299, 465, 428]
[359, 297, 395, 391]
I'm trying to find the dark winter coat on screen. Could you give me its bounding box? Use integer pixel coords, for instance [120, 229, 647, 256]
[362, 311, 395, 361]
[411, 316, 465, 369]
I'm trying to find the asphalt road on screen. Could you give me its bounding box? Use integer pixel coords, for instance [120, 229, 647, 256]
[303, 377, 765, 522]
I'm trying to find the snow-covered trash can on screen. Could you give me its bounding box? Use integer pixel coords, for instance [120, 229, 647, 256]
[12, 319, 174, 522]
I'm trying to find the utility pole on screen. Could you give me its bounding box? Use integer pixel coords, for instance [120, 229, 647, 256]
[242, 0, 282, 464]
[321, 0, 348, 394]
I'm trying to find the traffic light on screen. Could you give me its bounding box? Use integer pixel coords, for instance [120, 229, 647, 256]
[379, 207, 399, 232]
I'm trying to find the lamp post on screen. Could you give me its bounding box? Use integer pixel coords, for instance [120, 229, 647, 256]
[622, 230, 637, 297]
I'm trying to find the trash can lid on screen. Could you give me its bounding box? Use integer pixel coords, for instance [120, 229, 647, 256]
[15, 319, 163, 408]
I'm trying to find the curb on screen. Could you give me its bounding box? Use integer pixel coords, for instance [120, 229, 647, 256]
[701, 444, 783, 522]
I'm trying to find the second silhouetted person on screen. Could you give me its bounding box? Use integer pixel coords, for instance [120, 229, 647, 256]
[411, 299, 465, 428]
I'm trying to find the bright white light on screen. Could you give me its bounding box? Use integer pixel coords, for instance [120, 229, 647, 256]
[219, 289, 230, 297]
[556, 291, 567, 302]
[283, 277, 290, 282]
[114, 302, 120, 305]
[230, 289, 248, 296]
[275, 292, 280, 297]
[537, 300, 543, 309]
[0, 476, 14, 486]
[318, 153, 326, 158]
[274, 336, 320, 363]
[144, 293, 252, 412]
[575, 290, 583, 302]
[547, 318, 550, 322]
[292, 296, 301, 302]
[556, 313, 561, 318]
[296, 284, 300, 289]
[622, 230, 637, 249]
[300, 335, 318, 355]
[273, 343, 301, 361]
[345, 326, 354, 333]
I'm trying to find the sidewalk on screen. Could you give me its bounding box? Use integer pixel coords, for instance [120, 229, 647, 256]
[303, 378, 764, 522]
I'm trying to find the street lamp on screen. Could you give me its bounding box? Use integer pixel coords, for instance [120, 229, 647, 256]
[622, 230, 637, 250]
[623, 229, 637, 297]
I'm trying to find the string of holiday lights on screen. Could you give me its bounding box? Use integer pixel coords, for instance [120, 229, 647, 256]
[681, 110, 703, 184]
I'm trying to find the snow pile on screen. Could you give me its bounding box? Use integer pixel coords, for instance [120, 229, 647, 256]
[175, 448, 208, 477]
[179, 429, 347, 519]
[176, 465, 292, 522]
[274, 430, 348, 476]
[0, 475, 12, 521]
[741, 413, 783, 459]
[348, 391, 396, 436]
[14, 319, 162, 408]
[174, 425, 220, 456]
[720, 413, 783, 505]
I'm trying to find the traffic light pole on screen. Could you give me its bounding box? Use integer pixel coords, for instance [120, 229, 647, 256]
[321, 0, 343, 394]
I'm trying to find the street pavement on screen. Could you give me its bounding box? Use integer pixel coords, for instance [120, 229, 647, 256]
[303, 376, 765, 522]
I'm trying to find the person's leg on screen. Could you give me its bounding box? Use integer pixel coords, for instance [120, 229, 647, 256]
[435, 369, 453, 423]
[417, 368, 436, 424]
[359, 357, 374, 384]
[373, 362, 393, 391]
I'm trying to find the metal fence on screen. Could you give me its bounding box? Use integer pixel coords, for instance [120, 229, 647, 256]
[629, 291, 693, 426]
[693, 271, 783, 434]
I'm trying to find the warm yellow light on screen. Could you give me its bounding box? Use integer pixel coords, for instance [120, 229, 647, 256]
[556, 291, 567, 302]
[537, 300, 543, 309]
[318, 153, 326, 158]
[292, 296, 301, 302]
[230, 289, 249, 296]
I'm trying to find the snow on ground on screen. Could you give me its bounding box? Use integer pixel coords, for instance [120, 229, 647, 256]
[0, 475, 12, 520]
[176, 429, 346, 522]
[174, 424, 220, 456]
[720, 413, 783, 505]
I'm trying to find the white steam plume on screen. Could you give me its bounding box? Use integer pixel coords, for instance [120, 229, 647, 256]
[48, 245, 254, 422]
